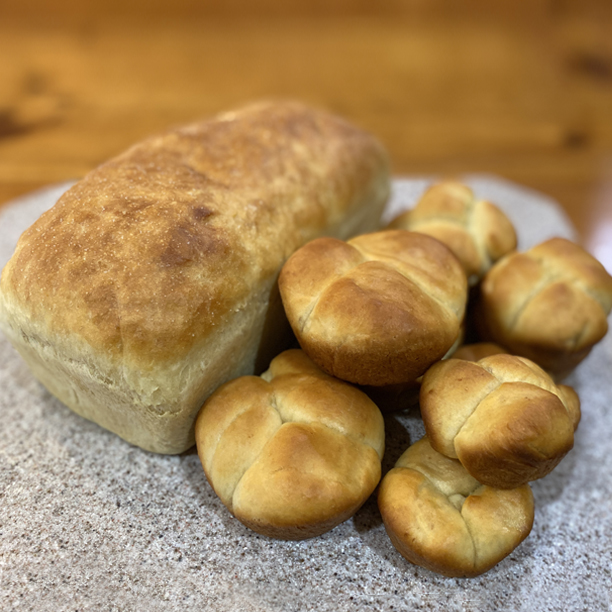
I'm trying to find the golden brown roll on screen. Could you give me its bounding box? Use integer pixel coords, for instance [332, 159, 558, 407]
[0, 100, 389, 454]
[195, 349, 385, 540]
[388, 181, 517, 285]
[278, 230, 468, 386]
[478, 237, 612, 378]
[378, 437, 534, 578]
[420, 353, 581, 489]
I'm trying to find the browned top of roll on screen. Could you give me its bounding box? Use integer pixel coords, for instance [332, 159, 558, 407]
[0, 101, 389, 369]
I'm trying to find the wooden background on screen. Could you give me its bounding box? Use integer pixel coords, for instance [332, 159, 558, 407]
[1, 0, 611, 270]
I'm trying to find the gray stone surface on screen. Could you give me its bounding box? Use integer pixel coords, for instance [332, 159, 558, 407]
[1, 178, 610, 612]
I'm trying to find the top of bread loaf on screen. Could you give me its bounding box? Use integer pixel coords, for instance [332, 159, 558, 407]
[0, 100, 389, 372]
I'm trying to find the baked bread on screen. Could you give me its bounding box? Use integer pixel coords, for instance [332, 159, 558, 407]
[420, 353, 581, 488]
[378, 437, 534, 578]
[388, 181, 517, 285]
[478, 237, 612, 378]
[278, 230, 467, 386]
[0, 101, 389, 454]
[195, 349, 385, 540]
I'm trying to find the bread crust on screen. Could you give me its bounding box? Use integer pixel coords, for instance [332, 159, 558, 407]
[0, 101, 390, 454]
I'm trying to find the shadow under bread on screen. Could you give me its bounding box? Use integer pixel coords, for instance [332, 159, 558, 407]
[529, 368, 581, 508]
[254, 280, 299, 375]
[351, 412, 414, 536]
[178, 444, 260, 539]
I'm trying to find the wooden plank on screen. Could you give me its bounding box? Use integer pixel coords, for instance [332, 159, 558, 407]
[1, 9, 611, 269]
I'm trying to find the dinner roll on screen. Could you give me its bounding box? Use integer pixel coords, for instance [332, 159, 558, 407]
[478, 237, 612, 378]
[378, 437, 534, 578]
[388, 181, 517, 285]
[195, 349, 384, 540]
[420, 353, 580, 489]
[278, 230, 467, 386]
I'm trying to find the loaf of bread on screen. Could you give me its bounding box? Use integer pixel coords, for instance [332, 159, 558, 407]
[278, 230, 467, 386]
[378, 437, 534, 577]
[0, 101, 390, 454]
[478, 237, 612, 378]
[420, 353, 581, 488]
[195, 349, 385, 540]
[388, 181, 517, 285]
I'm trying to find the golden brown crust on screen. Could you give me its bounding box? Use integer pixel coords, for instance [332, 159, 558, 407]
[478, 237, 612, 377]
[0, 100, 390, 453]
[389, 181, 517, 285]
[420, 354, 581, 488]
[195, 349, 385, 540]
[279, 230, 467, 386]
[378, 437, 534, 577]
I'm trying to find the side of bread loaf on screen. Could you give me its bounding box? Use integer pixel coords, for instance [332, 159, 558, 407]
[0, 101, 390, 454]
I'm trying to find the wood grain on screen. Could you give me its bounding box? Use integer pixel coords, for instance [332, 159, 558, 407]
[1, 2, 611, 269]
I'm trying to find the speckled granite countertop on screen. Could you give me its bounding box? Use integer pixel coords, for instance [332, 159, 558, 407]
[1, 178, 611, 612]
